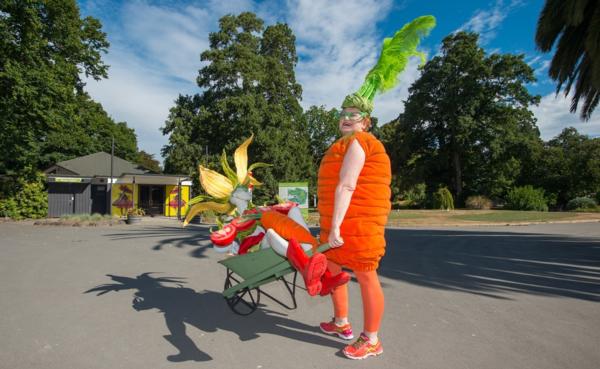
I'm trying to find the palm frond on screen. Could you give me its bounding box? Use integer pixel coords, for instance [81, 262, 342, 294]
[535, 0, 600, 120]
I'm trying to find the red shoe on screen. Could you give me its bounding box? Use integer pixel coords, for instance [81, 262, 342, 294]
[319, 318, 354, 340]
[343, 333, 383, 360]
[319, 270, 350, 296]
[286, 238, 327, 296]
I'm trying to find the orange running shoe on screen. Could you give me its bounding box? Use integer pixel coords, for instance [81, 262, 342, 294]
[342, 333, 383, 360]
[319, 318, 354, 340]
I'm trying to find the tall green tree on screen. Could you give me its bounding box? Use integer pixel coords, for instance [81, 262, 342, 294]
[1, 0, 139, 185]
[302, 105, 339, 200]
[162, 13, 312, 202]
[535, 0, 600, 120]
[40, 91, 138, 168]
[387, 32, 541, 204]
[161, 94, 203, 177]
[304, 105, 339, 166]
[522, 127, 600, 207]
[136, 150, 161, 173]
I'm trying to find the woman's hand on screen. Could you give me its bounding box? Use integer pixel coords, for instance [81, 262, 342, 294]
[328, 227, 344, 248]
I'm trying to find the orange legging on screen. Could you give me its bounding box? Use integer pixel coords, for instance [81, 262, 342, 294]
[327, 260, 384, 333]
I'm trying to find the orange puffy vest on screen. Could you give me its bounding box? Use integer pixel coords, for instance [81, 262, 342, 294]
[317, 131, 391, 271]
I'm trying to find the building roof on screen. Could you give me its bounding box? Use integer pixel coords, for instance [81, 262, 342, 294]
[45, 152, 149, 177]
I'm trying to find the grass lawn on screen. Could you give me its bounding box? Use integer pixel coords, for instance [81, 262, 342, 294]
[449, 210, 578, 222]
[198, 208, 600, 227]
[388, 211, 428, 219]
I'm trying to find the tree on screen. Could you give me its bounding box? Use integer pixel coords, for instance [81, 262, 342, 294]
[161, 94, 204, 178]
[162, 13, 312, 203]
[523, 127, 600, 207]
[0, 1, 110, 176]
[0, 1, 140, 187]
[387, 32, 541, 204]
[39, 92, 138, 168]
[136, 150, 161, 173]
[304, 106, 339, 166]
[302, 105, 339, 200]
[535, 0, 600, 120]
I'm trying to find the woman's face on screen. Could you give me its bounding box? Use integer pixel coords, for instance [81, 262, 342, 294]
[338, 107, 368, 135]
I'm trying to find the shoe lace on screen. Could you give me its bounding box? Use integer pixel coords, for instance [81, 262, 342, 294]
[351, 335, 368, 349]
[329, 318, 346, 329]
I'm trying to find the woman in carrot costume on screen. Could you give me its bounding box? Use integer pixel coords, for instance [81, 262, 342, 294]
[316, 16, 436, 360]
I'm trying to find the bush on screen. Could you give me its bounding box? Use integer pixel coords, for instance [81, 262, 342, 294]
[401, 183, 427, 208]
[0, 173, 47, 220]
[505, 185, 548, 212]
[433, 187, 454, 210]
[596, 191, 600, 205]
[566, 197, 597, 211]
[0, 198, 19, 219]
[465, 195, 493, 210]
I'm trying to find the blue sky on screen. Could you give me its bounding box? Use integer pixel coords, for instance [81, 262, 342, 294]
[77, 0, 600, 163]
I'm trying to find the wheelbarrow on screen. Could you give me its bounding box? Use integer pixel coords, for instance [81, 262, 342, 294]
[219, 243, 331, 315]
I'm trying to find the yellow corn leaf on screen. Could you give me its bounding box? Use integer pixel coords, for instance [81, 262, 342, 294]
[245, 174, 262, 187]
[199, 165, 234, 199]
[188, 194, 212, 207]
[234, 134, 253, 183]
[183, 201, 233, 226]
[220, 150, 239, 186]
[247, 162, 271, 172]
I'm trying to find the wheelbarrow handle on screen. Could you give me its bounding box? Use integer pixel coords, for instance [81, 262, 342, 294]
[307, 243, 331, 256]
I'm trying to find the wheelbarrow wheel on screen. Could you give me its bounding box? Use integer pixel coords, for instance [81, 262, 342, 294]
[224, 269, 260, 316]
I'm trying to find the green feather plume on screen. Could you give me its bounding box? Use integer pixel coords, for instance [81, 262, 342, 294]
[360, 15, 436, 99]
[343, 15, 436, 113]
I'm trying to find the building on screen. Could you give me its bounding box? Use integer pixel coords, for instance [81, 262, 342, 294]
[44, 152, 191, 218]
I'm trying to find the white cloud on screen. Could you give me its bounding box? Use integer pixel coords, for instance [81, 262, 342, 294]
[288, 0, 423, 123]
[82, 0, 430, 163]
[526, 54, 551, 78]
[531, 93, 600, 140]
[84, 47, 184, 161]
[456, 0, 523, 44]
[81, 0, 257, 163]
[119, 2, 212, 82]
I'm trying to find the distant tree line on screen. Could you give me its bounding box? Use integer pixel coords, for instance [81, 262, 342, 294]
[161, 12, 598, 210]
[1, 3, 598, 218]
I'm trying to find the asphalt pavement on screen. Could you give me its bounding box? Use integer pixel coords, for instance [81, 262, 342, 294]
[1, 221, 599, 369]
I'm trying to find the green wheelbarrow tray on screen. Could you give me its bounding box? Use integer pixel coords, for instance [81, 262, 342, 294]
[218, 243, 330, 315]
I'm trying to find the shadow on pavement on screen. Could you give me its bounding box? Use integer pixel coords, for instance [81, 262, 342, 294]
[103, 225, 600, 301]
[104, 224, 212, 258]
[379, 228, 600, 301]
[85, 273, 341, 362]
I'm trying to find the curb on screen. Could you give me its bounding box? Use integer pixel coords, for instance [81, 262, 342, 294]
[386, 219, 600, 228]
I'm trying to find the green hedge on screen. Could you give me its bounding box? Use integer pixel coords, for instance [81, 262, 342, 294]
[505, 185, 548, 212]
[401, 183, 427, 208]
[566, 197, 597, 211]
[0, 173, 48, 220]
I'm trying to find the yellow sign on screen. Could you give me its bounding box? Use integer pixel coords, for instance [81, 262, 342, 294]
[165, 185, 189, 217]
[111, 183, 135, 216]
[55, 177, 84, 183]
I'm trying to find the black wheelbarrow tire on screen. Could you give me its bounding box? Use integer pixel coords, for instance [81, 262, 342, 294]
[224, 269, 261, 316]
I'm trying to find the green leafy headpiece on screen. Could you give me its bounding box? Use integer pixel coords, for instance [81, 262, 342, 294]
[342, 15, 436, 114]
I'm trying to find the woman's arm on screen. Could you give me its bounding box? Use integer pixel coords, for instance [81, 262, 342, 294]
[329, 139, 366, 247]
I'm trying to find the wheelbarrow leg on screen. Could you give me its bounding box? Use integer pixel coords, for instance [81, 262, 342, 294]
[258, 271, 298, 310]
[224, 268, 261, 316]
